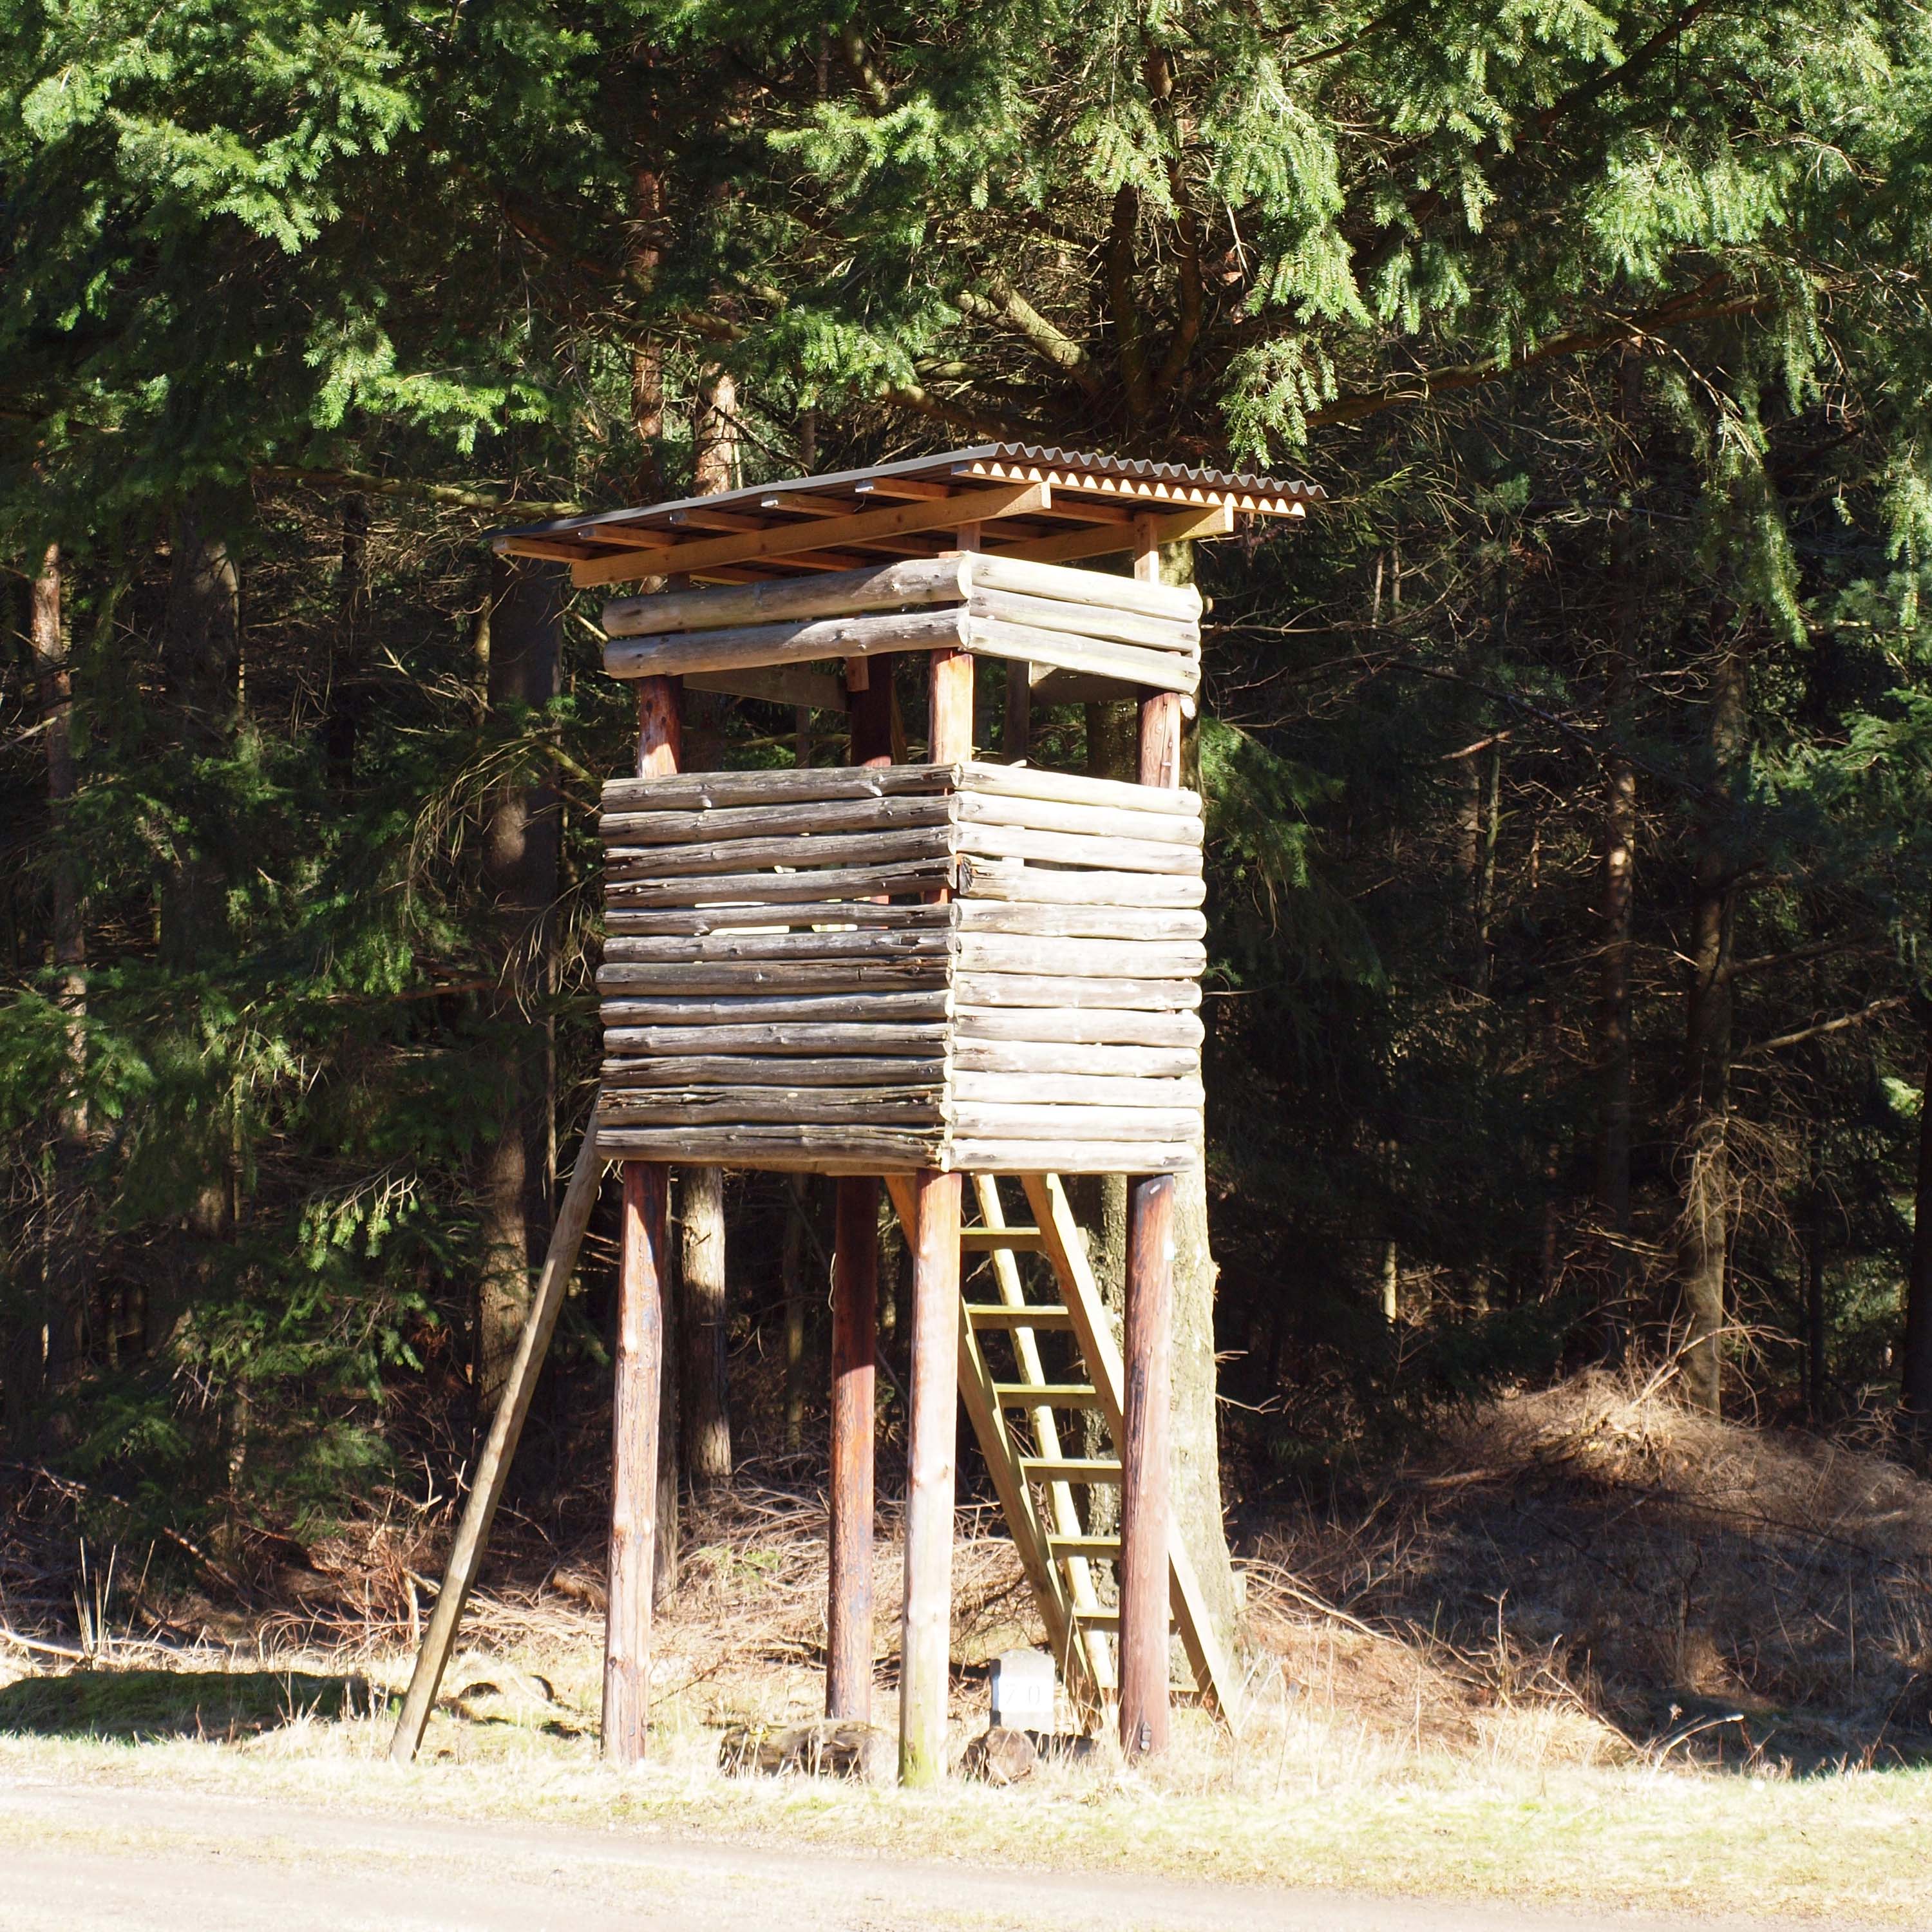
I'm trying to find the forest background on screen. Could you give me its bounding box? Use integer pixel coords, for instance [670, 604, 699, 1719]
[6, 0, 1932, 1600]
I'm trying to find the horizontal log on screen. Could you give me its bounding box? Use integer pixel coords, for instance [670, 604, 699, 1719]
[601, 989, 950, 1025]
[605, 824, 953, 880]
[600, 1090, 947, 1128]
[951, 1072, 1205, 1108]
[603, 766, 947, 812]
[604, 1022, 950, 1056]
[954, 1006, 1205, 1047]
[594, 1126, 946, 1171]
[601, 793, 952, 846]
[954, 934, 1206, 977]
[604, 604, 967, 680]
[596, 961, 950, 996]
[962, 553, 1202, 623]
[954, 822, 1200, 876]
[952, 902, 1206, 942]
[607, 860, 955, 906]
[950, 1039, 1199, 1078]
[602, 930, 948, 964]
[963, 615, 1198, 696]
[952, 972, 1201, 1011]
[685, 666, 848, 712]
[605, 902, 950, 936]
[944, 1139, 1197, 1175]
[956, 860, 1205, 909]
[601, 556, 973, 638]
[966, 588, 1197, 653]
[952, 790, 1203, 848]
[949, 1103, 1203, 1139]
[956, 761, 1201, 819]
[601, 1056, 949, 1088]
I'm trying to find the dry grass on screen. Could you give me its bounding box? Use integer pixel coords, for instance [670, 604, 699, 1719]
[7, 1369, 1932, 1918]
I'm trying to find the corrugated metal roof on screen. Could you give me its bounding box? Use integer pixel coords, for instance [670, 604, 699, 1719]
[495, 444, 1320, 589]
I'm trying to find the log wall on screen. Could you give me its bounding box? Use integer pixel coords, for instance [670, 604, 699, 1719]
[597, 763, 1206, 1173]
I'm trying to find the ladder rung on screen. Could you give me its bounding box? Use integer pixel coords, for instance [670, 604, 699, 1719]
[1069, 1609, 1177, 1633]
[1046, 1533, 1121, 1557]
[993, 1382, 1101, 1410]
[963, 1303, 1074, 1330]
[1019, 1456, 1121, 1484]
[961, 1226, 1046, 1251]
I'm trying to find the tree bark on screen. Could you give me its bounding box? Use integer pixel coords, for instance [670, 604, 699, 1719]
[14, 545, 90, 1418]
[694, 368, 738, 495]
[1593, 670, 1638, 1356]
[476, 556, 562, 1403]
[679, 1164, 732, 1490]
[1676, 630, 1746, 1415]
[783, 1176, 808, 1452]
[1899, 1005, 1932, 1435]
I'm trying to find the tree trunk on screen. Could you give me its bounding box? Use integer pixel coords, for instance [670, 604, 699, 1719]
[693, 368, 738, 495]
[1676, 632, 1746, 1415]
[13, 545, 90, 1420]
[680, 1164, 732, 1490]
[476, 555, 562, 1402]
[1899, 1012, 1932, 1435]
[783, 1177, 808, 1452]
[1593, 677, 1638, 1357]
[323, 495, 369, 797]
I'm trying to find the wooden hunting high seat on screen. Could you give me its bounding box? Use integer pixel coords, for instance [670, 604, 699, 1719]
[388, 445, 1318, 1783]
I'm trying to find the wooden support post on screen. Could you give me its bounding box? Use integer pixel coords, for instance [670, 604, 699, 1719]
[389, 1099, 608, 1763]
[605, 1160, 670, 1764]
[1120, 1170, 1175, 1759]
[900, 1165, 962, 1784]
[602, 668, 683, 1766]
[828, 1175, 879, 1721]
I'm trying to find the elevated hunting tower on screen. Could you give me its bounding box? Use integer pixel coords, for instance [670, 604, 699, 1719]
[390, 445, 1318, 1781]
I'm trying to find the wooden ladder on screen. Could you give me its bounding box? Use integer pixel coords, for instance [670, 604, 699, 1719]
[886, 1172, 1239, 1732]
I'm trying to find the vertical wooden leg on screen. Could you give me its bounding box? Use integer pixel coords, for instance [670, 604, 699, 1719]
[828, 1175, 879, 1721]
[900, 1167, 961, 1784]
[605, 1159, 668, 1766]
[1121, 1171, 1175, 1759]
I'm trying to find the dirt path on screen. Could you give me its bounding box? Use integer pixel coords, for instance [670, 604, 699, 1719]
[0, 1771, 1854, 1932]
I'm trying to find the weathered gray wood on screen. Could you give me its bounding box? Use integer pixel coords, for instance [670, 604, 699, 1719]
[953, 1006, 1204, 1047]
[608, 860, 956, 906]
[950, 1103, 1203, 1139]
[952, 901, 1206, 940]
[952, 972, 1202, 1010]
[953, 823, 1199, 876]
[953, 933, 1208, 977]
[390, 1098, 607, 1763]
[605, 1021, 950, 1055]
[600, 793, 953, 846]
[957, 761, 1202, 818]
[956, 860, 1205, 907]
[601, 989, 952, 1026]
[603, 930, 947, 964]
[1027, 668, 1145, 706]
[596, 962, 950, 996]
[967, 587, 1197, 652]
[964, 615, 1198, 695]
[601, 1090, 947, 1127]
[605, 604, 967, 680]
[606, 902, 950, 936]
[950, 1039, 1199, 1078]
[597, 1125, 945, 1168]
[963, 553, 1202, 621]
[605, 824, 954, 880]
[945, 1139, 1197, 1174]
[603, 766, 946, 811]
[685, 666, 848, 712]
[601, 1055, 949, 1087]
[953, 790, 1202, 848]
[602, 556, 974, 639]
[951, 1072, 1204, 1107]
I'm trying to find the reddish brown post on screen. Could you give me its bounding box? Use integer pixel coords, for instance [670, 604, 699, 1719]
[605, 1159, 670, 1763]
[828, 1176, 879, 1719]
[603, 670, 681, 1765]
[900, 1164, 963, 1783]
[1120, 1169, 1176, 1757]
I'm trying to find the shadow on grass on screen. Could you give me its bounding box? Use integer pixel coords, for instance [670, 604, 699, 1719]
[0, 1669, 379, 1741]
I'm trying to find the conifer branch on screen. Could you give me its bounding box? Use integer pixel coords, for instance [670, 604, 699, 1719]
[955, 279, 1104, 399]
